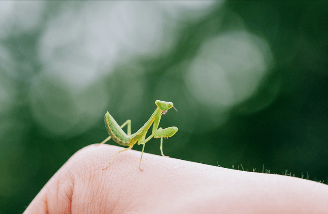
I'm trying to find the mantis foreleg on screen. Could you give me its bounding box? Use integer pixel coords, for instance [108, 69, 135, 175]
[138, 126, 178, 162]
[154, 127, 178, 157]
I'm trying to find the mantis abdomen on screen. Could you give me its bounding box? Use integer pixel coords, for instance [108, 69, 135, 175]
[105, 112, 130, 146]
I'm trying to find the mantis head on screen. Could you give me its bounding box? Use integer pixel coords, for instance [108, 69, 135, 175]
[155, 100, 177, 114]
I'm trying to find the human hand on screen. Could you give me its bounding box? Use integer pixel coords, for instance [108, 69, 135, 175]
[24, 144, 328, 214]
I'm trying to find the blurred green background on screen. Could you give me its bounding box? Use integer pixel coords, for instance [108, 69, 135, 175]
[1, 1, 328, 213]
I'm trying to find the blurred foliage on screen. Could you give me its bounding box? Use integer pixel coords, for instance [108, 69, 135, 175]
[0, 2, 328, 213]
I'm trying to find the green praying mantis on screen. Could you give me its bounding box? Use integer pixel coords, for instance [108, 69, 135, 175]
[100, 100, 178, 170]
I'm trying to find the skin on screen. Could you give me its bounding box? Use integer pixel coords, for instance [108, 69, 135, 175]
[24, 144, 328, 214]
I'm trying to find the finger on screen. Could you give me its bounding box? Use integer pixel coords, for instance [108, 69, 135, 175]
[25, 144, 328, 214]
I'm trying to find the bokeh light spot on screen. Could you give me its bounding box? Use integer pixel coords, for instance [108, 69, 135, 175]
[186, 31, 272, 110]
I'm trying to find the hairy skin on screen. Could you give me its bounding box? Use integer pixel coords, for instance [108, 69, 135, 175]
[24, 144, 328, 214]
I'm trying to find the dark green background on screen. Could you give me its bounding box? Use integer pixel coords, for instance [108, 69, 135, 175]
[1, 2, 327, 213]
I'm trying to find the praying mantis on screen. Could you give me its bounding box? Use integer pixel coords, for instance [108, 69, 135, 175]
[100, 100, 178, 169]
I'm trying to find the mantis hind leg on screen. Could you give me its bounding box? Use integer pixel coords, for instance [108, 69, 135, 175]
[102, 145, 133, 170]
[100, 120, 132, 144]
